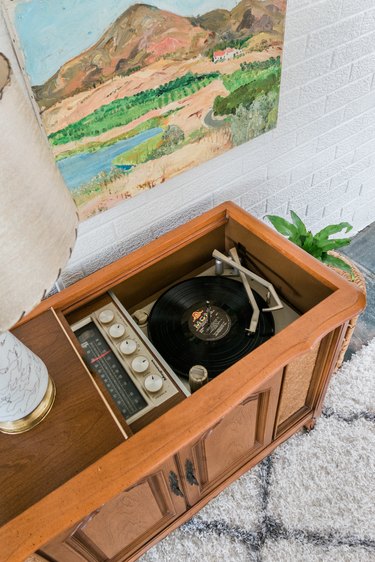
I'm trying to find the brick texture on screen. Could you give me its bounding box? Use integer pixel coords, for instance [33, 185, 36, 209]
[0, 1, 374, 288]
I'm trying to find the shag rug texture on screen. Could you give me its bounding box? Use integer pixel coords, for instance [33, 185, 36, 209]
[140, 339, 375, 562]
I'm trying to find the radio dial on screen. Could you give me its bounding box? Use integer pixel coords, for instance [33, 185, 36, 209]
[109, 323, 126, 339]
[120, 339, 137, 356]
[98, 309, 114, 324]
[131, 355, 149, 374]
[144, 374, 163, 393]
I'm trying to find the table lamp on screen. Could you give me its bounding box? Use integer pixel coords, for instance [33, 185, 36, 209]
[0, 53, 78, 434]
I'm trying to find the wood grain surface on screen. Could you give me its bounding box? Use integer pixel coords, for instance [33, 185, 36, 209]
[0, 311, 125, 527]
[41, 457, 186, 562]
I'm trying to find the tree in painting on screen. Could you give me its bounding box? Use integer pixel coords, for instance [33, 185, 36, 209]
[10, 0, 287, 219]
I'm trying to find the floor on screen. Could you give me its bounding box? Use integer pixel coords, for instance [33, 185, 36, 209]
[342, 221, 375, 359]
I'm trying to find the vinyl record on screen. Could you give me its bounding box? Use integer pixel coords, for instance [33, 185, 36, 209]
[148, 276, 274, 379]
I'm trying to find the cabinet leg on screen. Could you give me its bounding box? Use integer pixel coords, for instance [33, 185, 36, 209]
[304, 418, 317, 432]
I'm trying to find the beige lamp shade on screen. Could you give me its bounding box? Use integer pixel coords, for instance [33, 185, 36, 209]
[0, 53, 78, 331]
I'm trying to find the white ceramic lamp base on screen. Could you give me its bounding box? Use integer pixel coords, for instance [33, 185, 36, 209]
[0, 331, 55, 434]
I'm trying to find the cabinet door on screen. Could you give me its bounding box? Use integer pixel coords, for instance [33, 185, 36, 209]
[179, 370, 282, 506]
[40, 457, 186, 562]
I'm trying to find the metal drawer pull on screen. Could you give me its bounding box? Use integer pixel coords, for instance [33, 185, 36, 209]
[169, 471, 184, 497]
[185, 459, 199, 486]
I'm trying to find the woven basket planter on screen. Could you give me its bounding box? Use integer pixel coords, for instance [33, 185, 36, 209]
[329, 251, 366, 370]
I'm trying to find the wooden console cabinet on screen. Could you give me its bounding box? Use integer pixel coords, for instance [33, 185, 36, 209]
[0, 203, 365, 562]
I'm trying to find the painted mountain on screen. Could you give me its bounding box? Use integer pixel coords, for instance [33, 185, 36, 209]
[12, 0, 287, 220]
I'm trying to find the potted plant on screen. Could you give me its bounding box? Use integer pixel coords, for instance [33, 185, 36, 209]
[266, 210, 354, 278]
[266, 210, 366, 369]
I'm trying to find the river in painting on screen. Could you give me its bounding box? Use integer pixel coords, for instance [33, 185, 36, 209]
[57, 127, 163, 190]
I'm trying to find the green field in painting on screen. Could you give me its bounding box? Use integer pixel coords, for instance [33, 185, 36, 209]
[215, 57, 281, 115]
[50, 58, 281, 156]
[55, 115, 172, 161]
[222, 57, 281, 93]
[49, 72, 220, 146]
[113, 132, 164, 166]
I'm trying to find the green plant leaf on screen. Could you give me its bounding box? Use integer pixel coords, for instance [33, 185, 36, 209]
[266, 215, 298, 238]
[289, 235, 304, 247]
[322, 254, 354, 280]
[311, 246, 324, 259]
[317, 237, 352, 251]
[290, 210, 307, 237]
[301, 231, 315, 253]
[315, 222, 353, 240]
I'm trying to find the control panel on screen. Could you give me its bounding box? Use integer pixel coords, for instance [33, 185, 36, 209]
[71, 300, 186, 428]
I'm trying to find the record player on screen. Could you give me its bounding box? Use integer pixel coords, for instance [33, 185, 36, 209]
[129, 249, 300, 382]
[70, 245, 299, 431]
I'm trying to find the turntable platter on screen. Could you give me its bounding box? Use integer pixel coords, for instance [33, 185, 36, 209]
[148, 276, 274, 379]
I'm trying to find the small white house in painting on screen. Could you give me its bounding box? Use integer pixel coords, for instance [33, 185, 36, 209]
[213, 47, 243, 63]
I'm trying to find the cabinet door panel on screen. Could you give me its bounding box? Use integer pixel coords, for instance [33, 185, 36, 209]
[40, 457, 186, 562]
[199, 396, 258, 484]
[180, 370, 282, 506]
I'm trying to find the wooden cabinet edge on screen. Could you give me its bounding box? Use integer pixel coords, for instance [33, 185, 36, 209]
[25, 555, 49, 562]
[310, 324, 348, 420]
[17, 201, 362, 328]
[18, 205, 230, 325]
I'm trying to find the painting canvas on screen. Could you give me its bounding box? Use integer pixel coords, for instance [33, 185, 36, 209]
[5, 0, 287, 220]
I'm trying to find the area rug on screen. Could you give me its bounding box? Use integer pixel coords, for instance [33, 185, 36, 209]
[141, 339, 375, 562]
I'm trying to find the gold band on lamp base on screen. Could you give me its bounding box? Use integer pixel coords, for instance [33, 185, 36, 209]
[0, 376, 56, 434]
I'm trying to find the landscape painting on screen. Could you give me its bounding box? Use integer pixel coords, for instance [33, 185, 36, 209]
[7, 0, 287, 220]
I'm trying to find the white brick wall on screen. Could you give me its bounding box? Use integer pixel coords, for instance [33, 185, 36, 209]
[1, 1, 375, 288]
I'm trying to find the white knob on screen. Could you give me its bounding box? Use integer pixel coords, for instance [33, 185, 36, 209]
[120, 339, 137, 356]
[98, 309, 114, 324]
[144, 374, 163, 393]
[109, 323, 126, 339]
[131, 355, 149, 374]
